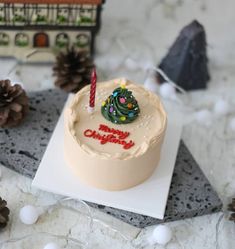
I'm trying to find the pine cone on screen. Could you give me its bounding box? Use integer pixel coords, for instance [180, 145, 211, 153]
[0, 80, 29, 128]
[53, 47, 94, 93]
[0, 197, 10, 229]
[228, 198, 235, 221]
[229, 213, 235, 222]
[228, 198, 235, 212]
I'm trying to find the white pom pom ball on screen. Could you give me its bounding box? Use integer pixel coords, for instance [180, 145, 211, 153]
[229, 117, 235, 131]
[43, 242, 61, 249]
[19, 205, 39, 225]
[148, 224, 172, 246]
[195, 109, 213, 127]
[213, 99, 230, 116]
[159, 83, 176, 99]
[144, 77, 158, 94]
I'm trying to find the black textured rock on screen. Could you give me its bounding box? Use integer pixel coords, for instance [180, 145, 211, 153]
[89, 142, 222, 227]
[0, 89, 222, 228]
[158, 20, 210, 91]
[0, 89, 68, 177]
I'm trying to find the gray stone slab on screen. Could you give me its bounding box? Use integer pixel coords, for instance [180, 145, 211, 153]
[0, 89, 222, 228]
[0, 89, 68, 177]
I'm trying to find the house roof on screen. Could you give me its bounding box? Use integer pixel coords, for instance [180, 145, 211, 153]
[0, 0, 104, 4]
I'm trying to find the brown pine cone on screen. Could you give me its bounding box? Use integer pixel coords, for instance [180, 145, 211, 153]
[228, 198, 235, 221]
[0, 197, 10, 229]
[0, 79, 29, 128]
[53, 46, 94, 93]
[229, 213, 235, 221]
[228, 198, 235, 212]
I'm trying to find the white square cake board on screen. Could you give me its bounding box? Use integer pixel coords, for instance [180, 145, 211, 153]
[32, 97, 182, 220]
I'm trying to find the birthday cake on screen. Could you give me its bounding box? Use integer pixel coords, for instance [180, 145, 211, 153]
[64, 78, 167, 191]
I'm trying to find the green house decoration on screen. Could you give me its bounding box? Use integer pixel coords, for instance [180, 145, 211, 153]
[0, 0, 105, 62]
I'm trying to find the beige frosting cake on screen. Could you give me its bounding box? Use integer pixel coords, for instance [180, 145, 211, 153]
[64, 79, 167, 191]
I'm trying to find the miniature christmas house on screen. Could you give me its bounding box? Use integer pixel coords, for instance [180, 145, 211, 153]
[0, 0, 105, 61]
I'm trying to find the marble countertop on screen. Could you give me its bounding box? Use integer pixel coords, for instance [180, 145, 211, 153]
[1, 0, 235, 248]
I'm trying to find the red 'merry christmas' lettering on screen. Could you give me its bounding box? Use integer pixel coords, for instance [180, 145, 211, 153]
[83, 124, 135, 150]
[99, 124, 130, 139]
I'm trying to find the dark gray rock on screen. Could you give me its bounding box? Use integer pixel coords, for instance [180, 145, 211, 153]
[89, 142, 222, 227]
[0, 89, 222, 228]
[0, 89, 68, 177]
[158, 20, 210, 91]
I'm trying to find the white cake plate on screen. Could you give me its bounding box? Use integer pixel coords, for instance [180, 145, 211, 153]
[32, 97, 182, 219]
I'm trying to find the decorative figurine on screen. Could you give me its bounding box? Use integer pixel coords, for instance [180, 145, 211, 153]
[0, 0, 105, 61]
[157, 20, 210, 91]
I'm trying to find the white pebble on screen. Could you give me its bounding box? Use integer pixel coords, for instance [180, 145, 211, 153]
[144, 77, 158, 94]
[195, 109, 213, 127]
[229, 117, 235, 131]
[19, 205, 39, 225]
[43, 242, 60, 249]
[148, 224, 172, 246]
[213, 99, 230, 116]
[159, 82, 176, 99]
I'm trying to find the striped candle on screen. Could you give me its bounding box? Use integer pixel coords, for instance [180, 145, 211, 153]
[88, 68, 97, 112]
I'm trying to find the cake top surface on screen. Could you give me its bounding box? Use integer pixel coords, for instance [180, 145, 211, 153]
[66, 79, 167, 160]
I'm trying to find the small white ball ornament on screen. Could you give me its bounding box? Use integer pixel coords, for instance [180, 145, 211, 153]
[19, 205, 39, 225]
[213, 99, 230, 116]
[148, 224, 172, 246]
[195, 109, 213, 127]
[43, 242, 60, 249]
[159, 82, 176, 100]
[144, 77, 158, 94]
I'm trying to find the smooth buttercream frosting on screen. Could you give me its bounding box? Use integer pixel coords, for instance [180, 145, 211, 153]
[66, 79, 167, 160]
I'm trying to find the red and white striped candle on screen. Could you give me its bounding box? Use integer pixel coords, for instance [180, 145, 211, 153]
[88, 68, 97, 113]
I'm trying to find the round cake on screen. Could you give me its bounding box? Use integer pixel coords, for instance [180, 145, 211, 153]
[64, 78, 167, 191]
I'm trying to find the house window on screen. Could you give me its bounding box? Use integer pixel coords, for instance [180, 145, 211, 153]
[76, 34, 90, 48]
[35, 6, 49, 24]
[0, 32, 9, 46]
[0, 6, 4, 23]
[55, 33, 69, 48]
[15, 33, 29, 47]
[56, 6, 69, 25]
[33, 32, 49, 48]
[12, 5, 26, 23]
[77, 6, 95, 25]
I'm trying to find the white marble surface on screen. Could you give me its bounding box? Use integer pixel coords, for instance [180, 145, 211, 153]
[1, 0, 235, 248]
